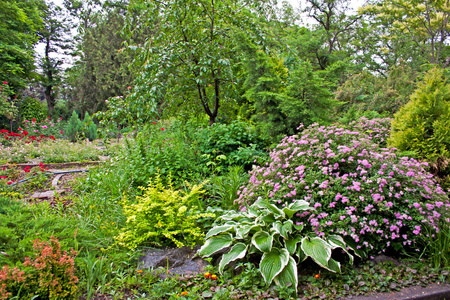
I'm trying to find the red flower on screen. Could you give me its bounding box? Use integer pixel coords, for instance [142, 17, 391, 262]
[40, 168, 45, 172]
[2, 81, 7, 84]
[2, 167, 6, 170]
[7, 181, 13, 185]
[60, 131, 63, 134]
[211, 274, 218, 281]
[60, 117, 62, 119]
[32, 118, 36, 122]
[0, 129, 8, 133]
[204, 272, 211, 279]
[0, 176, 7, 179]
[152, 122, 156, 125]
[22, 131, 28, 135]
[127, 86, 132, 90]
[18, 127, 22, 130]
[24, 168, 31, 173]
[161, 128, 164, 131]
[314, 274, 320, 279]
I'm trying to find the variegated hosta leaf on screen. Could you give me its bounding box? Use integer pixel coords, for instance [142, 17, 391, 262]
[296, 246, 307, 263]
[219, 243, 247, 274]
[253, 198, 285, 218]
[198, 233, 233, 257]
[259, 247, 290, 285]
[283, 200, 313, 218]
[205, 224, 235, 239]
[301, 236, 334, 272]
[327, 235, 354, 265]
[285, 235, 303, 254]
[252, 231, 273, 253]
[274, 256, 298, 289]
[236, 224, 262, 239]
[327, 258, 341, 273]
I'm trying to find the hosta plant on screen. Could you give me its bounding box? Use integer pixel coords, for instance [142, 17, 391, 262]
[198, 197, 360, 290]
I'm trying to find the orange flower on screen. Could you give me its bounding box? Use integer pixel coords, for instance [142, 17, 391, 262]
[137, 270, 143, 274]
[314, 274, 320, 279]
[211, 274, 218, 281]
[181, 291, 188, 296]
[204, 272, 211, 279]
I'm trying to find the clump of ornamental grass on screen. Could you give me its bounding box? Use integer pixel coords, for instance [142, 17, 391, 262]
[236, 123, 450, 257]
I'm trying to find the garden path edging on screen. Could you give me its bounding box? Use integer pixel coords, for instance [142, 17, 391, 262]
[346, 282, 450, 300]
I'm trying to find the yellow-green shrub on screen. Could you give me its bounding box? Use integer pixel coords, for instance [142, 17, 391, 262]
[115, 173, 214, 249]
[388, 68, 450, 160]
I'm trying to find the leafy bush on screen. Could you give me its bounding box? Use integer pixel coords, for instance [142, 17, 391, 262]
[115, 173, 215, 249]
[19, 97, 46, 123]
[198, 197, 358, 291]
[66, 111, 83, 142]
[119, 119, 204, 186]
[197, 120, 268, 171]
[389, 67, 450, 161]
[236, 123, 450, 257]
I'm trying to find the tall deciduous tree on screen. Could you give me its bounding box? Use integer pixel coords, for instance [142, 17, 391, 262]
[126, 0, 269, 125]
[303, 0, 360, 70]
[0, 0, 42, 92]
[361, 0, 450, 65]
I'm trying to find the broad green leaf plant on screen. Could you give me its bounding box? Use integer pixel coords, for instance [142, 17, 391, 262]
[198, 197, 359, 290]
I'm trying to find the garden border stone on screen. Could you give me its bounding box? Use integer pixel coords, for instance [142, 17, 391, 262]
[346, 282, 450, 300]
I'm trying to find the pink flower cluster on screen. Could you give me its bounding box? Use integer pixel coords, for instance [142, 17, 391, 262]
[236, 122, 449, 255]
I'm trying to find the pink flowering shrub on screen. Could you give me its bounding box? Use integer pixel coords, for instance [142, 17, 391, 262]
[236, 123, 449, 256]
[349, 117, 391, 147]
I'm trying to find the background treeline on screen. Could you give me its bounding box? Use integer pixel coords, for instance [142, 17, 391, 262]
[1, 0, 449, 141]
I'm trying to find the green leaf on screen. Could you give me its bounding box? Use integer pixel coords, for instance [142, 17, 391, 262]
[296, 246, 307, 263]
[236, 224, 261, 239]
[219, 243, 247, 274]
[198, 233, 233, 257]
[285, 235, 303, 254]
[327, 258, 341, 273]
[205, 225, 235, 239]
[253, 198, 285, 217]
[274, 257, 298, 289]
[260, 247, 290, 285]
[280, 220, 293, 238]
[283, 200, 312, 218]
[301, 236, 332, 271]
[261, 213, 276, 224]
[327, 235, 354, 265]
[252, 231, 273, 253]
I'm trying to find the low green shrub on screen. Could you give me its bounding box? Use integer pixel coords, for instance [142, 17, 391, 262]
[19, 97, 46, 123]
[115, 173, 215, 249]
[197, 120, 268, 172]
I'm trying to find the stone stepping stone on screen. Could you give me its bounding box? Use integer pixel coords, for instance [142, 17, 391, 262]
[31, 189, 66, 199]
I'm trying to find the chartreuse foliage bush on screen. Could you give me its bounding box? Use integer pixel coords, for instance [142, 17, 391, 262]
[389, 67, 450, 160]
[198, 197, 359, 291]
[236, 123, 450, 258]
[115, 173, 215, 249]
